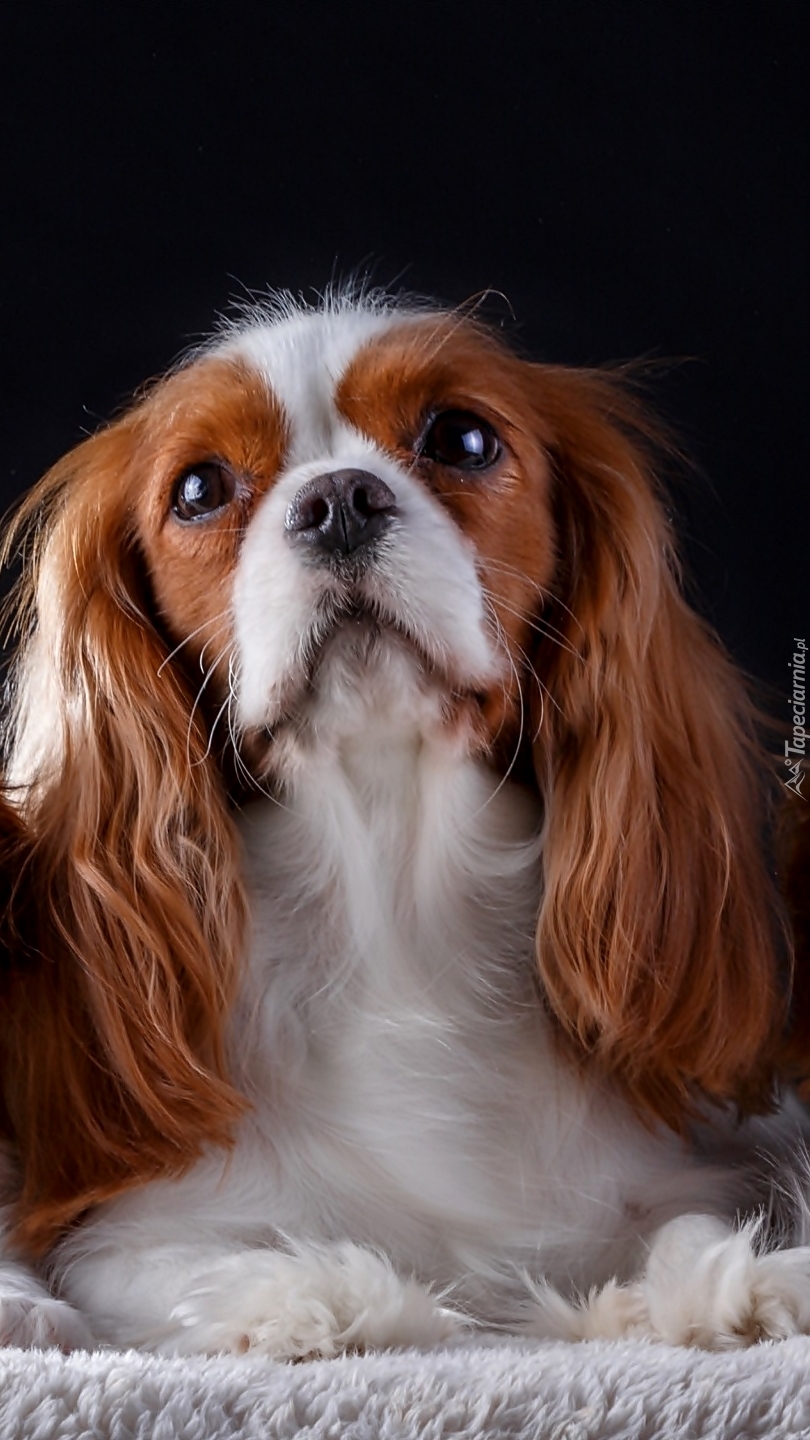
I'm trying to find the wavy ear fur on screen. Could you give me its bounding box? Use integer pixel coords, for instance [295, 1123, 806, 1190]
[529, 368, 785, 1129]
[1, 423, 247, 1256]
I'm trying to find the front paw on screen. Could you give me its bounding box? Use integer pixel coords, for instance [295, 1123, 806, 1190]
[644, 1215, 810, 1348]
[0, 1290, 94, 1351]
[166, 1242, 466, 1359]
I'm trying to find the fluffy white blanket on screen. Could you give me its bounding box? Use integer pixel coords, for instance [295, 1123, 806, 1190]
[1, 1336, 809, 1440]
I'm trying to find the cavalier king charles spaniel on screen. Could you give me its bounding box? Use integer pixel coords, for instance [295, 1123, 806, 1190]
[0, 289, 808, 1356]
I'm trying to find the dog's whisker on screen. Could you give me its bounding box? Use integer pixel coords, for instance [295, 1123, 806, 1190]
[188, 641, 234, 766]
[157, 614, 229, 676]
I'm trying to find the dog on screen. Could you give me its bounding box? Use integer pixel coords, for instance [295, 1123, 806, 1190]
[1, 288, 808, 1356]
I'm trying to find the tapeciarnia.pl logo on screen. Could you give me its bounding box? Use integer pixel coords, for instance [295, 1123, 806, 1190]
[785, 637, 807, 798]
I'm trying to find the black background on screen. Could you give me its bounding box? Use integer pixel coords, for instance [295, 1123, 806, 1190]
[1, 3, 806, 695]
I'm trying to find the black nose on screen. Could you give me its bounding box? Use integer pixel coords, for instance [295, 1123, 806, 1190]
[285, 469, 397, 556]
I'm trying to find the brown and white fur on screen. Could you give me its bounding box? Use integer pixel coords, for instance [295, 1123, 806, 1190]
[1, 289, 808, 1356]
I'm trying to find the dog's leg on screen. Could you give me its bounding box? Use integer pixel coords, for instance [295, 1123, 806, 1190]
[56, 1236, 464, 1358]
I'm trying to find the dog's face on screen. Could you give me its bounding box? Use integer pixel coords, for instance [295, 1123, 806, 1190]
[126, 306, 557, 771]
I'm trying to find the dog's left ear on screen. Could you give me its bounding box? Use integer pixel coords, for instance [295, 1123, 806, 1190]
[526, 366, 786, 1129]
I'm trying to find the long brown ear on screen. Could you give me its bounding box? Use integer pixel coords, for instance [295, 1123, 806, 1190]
[529, 368, 786, 1130]
[1, 426, 247, 1256]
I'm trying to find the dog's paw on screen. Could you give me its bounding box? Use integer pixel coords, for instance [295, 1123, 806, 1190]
[166, 1242, 466, 1359]
[643, 1214, 810, 1348]
[0, 1287, 94, 1351]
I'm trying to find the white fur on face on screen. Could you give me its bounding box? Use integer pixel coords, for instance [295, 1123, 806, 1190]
[219, 311, 500, 734]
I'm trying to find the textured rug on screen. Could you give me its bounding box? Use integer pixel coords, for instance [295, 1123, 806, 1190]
[1, 1336, 809, 1440]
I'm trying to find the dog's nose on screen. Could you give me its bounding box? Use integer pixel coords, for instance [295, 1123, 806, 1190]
[285, 470, 397, 556]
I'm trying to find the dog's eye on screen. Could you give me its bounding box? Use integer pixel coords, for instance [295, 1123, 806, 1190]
[171, 462, 235, 521]
[419, 411, 501, 472]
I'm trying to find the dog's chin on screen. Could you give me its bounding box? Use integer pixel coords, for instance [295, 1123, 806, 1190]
[305, 603, 441, 711]
[315, 602, 391, 665]
[239, 607, 486, 780]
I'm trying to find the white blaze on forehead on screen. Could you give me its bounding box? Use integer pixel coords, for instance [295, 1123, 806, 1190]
[217, 306, 401, 464]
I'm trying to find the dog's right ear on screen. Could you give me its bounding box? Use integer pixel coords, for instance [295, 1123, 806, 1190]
[0, 413, 248, 1258]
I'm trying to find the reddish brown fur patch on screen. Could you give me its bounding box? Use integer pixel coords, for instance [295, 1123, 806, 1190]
[337, 320, 558, 754]
[131, 357, 289, 688]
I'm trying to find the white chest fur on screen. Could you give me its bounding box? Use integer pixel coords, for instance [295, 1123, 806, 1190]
[231, 664, 703, 1303]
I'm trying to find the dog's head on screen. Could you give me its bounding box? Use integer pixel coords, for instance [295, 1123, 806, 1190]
[1, 291, 785, 1251]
